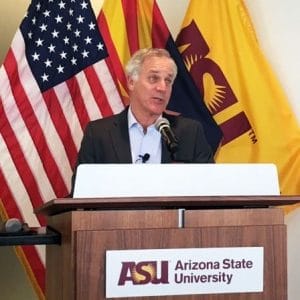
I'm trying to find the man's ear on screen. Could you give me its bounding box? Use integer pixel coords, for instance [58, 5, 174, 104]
[127, 75, 135, 91]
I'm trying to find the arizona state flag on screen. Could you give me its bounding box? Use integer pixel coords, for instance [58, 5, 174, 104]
[98, 0, 222, 153]
[176, 0, 300, 194]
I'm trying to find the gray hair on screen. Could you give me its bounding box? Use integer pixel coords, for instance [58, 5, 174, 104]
[125, 48, 178, 81]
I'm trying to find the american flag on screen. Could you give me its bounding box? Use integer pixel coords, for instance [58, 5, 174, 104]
[0, 0, 124, 296]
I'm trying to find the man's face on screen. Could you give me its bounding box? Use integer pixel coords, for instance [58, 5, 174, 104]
[128, 56, 175, 120]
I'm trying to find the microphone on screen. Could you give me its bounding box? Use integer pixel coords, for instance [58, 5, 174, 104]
[0, 218, 23, 233]
[155, 117, 178, 153]
[138, 153, 150, 163]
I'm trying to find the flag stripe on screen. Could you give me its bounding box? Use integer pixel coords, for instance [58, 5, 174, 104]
[0, 137, 42, 226]
[74, 70, 103, 122]
[84, 65, 114, 117]
[93, 59, 125, 114]
[43, 89, 78, 168]
[65, 76, 91, 133]
[151, 2, 169, 47]
[100, 1, 131, 65]
[122, 0, 139, 54]
[97, 14, 129, 103]
[53, 79, 86, 154]
[0, 159, 25, 220]
[137, 0, 154, 48]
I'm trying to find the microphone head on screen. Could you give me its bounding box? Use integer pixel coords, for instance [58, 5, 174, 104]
[154, 117, 170, 132]
[154, 117, 178, 154]
[4, 218, 23, 233]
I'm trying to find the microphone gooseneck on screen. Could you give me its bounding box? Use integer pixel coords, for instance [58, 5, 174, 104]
[155, 117, 178, 154]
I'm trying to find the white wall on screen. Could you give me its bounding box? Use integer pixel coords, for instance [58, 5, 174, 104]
[244, 0, 300, 123]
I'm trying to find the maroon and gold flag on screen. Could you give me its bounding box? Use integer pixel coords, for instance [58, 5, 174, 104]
[176, 0, 300, 195]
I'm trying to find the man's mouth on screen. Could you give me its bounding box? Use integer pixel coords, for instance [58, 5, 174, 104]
[153, 96, 164, 102]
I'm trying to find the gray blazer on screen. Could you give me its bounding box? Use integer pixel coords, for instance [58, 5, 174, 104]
[75, 107, 214, 165]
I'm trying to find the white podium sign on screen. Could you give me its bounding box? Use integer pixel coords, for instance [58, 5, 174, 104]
[106, 247, 264, 298]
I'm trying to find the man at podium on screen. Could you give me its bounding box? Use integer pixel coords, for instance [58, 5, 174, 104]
[71, 48, 214, 192]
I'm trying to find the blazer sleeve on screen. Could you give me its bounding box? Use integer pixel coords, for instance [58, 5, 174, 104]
[76, 122, 99, 164]
[192, 121, 215, 163]
[171, 116, 215, 163]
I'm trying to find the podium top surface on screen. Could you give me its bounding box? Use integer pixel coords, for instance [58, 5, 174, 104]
[73, 163, 280, 198]
[35, 195, 300, 216]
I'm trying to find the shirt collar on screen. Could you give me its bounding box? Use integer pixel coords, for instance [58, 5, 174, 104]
[127, 106, 162, 130]
[127, 106, 138, 129]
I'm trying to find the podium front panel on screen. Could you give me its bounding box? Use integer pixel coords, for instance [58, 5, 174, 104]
[46, 207, 287, 300]
[74, 227, 285, 299]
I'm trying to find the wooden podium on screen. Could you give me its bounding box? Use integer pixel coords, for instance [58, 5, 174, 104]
[36, 195, 300, 300]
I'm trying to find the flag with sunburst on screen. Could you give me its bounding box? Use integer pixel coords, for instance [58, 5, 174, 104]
[176, 0, 300, 195]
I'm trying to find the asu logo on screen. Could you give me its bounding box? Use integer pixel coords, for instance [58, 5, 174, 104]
[118, 261, 169, 285]
[176, 20, 257, 145]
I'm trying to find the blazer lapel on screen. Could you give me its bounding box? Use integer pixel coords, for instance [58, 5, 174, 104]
[110, 108, 132, 163]
[161, 112, 176, 163]
[161, 142, 172, 163]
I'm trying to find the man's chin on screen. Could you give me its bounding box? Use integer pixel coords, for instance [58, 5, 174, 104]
[150, 105, 167, 115]
[150, 111, 164, 119]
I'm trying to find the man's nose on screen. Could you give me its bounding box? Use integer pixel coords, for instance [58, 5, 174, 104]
[156, 79, 167, 91]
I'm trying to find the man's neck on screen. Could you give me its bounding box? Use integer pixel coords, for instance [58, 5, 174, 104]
[129, 106, 160, 132]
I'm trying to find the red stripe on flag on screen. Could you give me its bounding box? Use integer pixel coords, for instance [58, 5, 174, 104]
[66, 77, 90, 132]
[0, 166, 26, 220]
[42, 88, 78, 169]
[4, 49, 68, 197]
[122, 0, 139, 54]
[84, 65, 114, 117]
[151, 1, 170, 47]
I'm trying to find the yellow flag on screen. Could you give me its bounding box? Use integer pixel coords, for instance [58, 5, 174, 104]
[177, 0, 300, 195]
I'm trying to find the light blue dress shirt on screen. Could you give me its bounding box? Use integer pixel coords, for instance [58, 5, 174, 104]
[128, 108, 162, 163]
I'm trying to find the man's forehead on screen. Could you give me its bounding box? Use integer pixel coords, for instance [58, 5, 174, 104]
[143, 56, 172, 66]
[147, 68, 174, 77]
[140, 56, 176, 77]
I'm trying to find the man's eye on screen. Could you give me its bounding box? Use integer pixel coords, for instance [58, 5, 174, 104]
[165, 78, 173, 85]
[148, 75, 159, 83]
